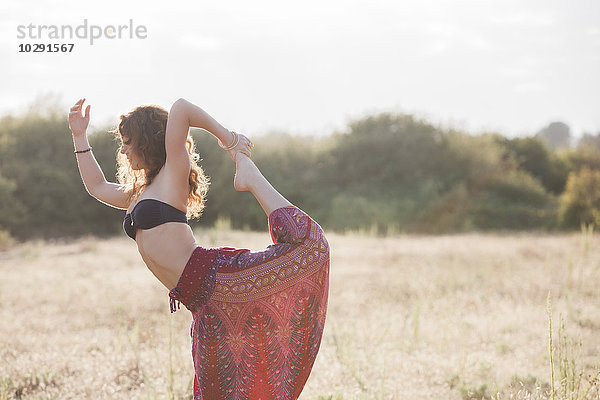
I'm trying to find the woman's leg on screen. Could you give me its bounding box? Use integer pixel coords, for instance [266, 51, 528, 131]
[234, 153, 292, 216]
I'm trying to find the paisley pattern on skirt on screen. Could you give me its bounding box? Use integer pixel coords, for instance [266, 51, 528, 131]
[169, 206, 330, 400]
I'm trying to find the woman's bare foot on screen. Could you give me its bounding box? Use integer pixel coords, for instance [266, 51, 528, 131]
[234, 153, 261, 192]
[233, 152, 292, 215]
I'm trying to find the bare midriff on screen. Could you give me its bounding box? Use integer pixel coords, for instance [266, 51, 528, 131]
[134, 222, 198, 290]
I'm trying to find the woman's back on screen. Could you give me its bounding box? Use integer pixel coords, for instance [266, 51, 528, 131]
[125, 166, 198, 289]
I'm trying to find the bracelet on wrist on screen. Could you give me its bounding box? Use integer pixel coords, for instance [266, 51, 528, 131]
[74, 147, 92, 154]
[218, 131, 239, 151]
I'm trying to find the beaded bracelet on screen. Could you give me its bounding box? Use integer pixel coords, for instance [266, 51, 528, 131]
[218, 131, 239, 151]
[74, 147, 92, 154]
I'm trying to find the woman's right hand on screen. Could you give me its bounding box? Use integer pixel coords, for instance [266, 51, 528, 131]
[68, 98, 91, 136]
[225, 132, 254, 161]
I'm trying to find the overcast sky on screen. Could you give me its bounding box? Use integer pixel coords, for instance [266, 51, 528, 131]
[1, 0, 599, 139]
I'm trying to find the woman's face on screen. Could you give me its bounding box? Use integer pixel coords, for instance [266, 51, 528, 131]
[119, 136, 145, 170]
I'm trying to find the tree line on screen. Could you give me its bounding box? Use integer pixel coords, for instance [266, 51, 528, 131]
[1, 106, 599, 243]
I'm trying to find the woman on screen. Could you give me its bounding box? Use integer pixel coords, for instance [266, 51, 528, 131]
[68, 98, 330, 399]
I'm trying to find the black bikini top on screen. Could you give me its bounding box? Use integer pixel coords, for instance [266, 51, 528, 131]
[123, 199, 188, 240]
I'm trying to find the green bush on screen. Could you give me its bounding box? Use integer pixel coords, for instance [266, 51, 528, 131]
[558, 167, 600, 229]
[495, 136, 570, 194]
[0, 111, 123, 239]
[469, 170, 555, 230]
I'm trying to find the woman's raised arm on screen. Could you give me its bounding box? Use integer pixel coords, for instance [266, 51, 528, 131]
[165, 98, 253, 163]
[69, 99, 130, 210]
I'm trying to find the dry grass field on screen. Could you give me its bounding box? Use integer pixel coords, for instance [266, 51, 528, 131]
[0, 225, 599, 399]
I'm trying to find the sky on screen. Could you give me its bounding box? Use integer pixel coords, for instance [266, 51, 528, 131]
[1, 0, 599, 139]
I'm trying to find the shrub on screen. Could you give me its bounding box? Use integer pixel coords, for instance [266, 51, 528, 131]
[558, 167, 600, 229]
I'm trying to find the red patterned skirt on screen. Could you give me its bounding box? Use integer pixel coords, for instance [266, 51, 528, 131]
[169, 206, 330, 400]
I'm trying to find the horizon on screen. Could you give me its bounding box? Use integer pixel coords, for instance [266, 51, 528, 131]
[3, 92, 591, 145]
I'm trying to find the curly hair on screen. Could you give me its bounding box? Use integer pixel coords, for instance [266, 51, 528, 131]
[112, 105, 209, 220]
